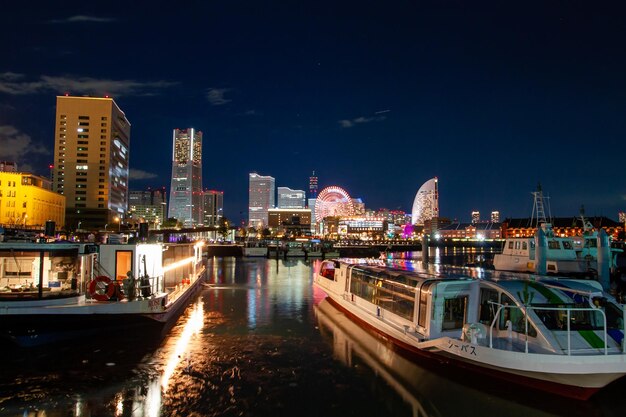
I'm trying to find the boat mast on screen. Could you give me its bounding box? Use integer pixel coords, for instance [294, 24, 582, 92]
[531, 183, 553, 236]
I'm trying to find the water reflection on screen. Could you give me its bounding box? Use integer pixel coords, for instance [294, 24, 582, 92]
[3, 257, 626, 416]
[314, 299, 596, 417]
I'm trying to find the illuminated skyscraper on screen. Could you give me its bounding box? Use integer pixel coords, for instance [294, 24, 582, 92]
[203, 190, 224, 226]
[248, 173, 275, 228]
[491, 211, 500, 223]
[309, 170, 318, 198]
[411, 177, 439, 225]
[472, 211, 480, 223]
[53, 95, 130, 229]
[128, 188, 167, 227]
[168, 128, 203, 227]
[277, 187, 306, 209]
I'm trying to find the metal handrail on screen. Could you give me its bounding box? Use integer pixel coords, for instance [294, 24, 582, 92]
[488, 301, 616, 355]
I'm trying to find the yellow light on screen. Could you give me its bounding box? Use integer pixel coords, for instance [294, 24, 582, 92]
[162, 256, 194, 273]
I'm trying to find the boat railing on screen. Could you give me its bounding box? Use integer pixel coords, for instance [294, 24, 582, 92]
[488, 302, 625, 355]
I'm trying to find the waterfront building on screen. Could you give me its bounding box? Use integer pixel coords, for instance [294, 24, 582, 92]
[128, 188, 167, 228]
[471, 211, 480, 223]
[0, 171, 65, 228]
[411, 177, 439, 226]
[437, 222, 502, 240]
[202, 190, 224, 226]
[248, 173, 275, 228]
[308, 197, 317, 234]
[337, 216, 387, 240]
[423, 217, 451, 236]
[53, 95, 131, 230]
[502, 217, 623, 239]
[491, 211, 500, 223]
[268, 208, 311, 236]
[352, 198, 366, 215]
[168, 128, 203, 228]
[277, 187, 306, 209]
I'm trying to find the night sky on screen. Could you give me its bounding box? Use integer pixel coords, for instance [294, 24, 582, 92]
[1, 1, 625, 225]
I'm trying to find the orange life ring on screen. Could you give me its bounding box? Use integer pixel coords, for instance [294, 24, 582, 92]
[88, 276, 116, 301]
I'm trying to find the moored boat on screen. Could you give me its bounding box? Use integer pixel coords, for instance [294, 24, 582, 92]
[0, 239, 206, 347]
[314, 258, 626, 399]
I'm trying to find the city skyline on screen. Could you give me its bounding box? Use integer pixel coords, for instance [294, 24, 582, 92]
[1, 2, 625, 224]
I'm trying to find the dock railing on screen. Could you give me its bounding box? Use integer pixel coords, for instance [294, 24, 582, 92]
[487, 302, 625, 355]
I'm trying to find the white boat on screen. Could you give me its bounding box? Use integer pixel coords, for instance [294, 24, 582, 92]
[493, 187, 620, 275]
[0, 240, 206, 346]
[314, 258, 626, 399]
[242, 241, 268, 257]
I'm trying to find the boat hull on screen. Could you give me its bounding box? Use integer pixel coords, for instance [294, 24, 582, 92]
[316, 283, 625, 400]
[0, 270, 206, 347]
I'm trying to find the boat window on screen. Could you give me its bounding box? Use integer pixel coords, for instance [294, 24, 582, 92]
[548, 240, 560, 250]
[562, 241, 573, 250]
[522, 241, 527, 251]
[320, 263, 335, 280]
[508, 241, 514, 250]
[115, 251, 133, 281]
[350, 269, 416, 321]
[585, 239, 597, 248]
[417, 282, 433, 328]
[479, 288, 499, 325]
[514, 241, 520, 250]
[530, 240, 535, 249]
[500, 294, 537, 337]
[442, 296, 467, 330]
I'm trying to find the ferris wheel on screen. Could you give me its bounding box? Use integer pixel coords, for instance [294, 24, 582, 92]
[314, 186, 355, 222]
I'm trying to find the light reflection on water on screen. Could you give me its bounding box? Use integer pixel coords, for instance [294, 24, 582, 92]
[2, 256, 626, 416]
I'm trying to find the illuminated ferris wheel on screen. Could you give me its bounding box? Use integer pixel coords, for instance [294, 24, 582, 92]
[314, 186, 355, 222]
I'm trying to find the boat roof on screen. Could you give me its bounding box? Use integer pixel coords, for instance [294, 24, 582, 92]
[329, 258, 606, 299]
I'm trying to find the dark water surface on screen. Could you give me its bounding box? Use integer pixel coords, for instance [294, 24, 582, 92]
[1, 254, 626, 416]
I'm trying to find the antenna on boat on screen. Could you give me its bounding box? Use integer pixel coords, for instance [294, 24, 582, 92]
[531, 183, 553, 236]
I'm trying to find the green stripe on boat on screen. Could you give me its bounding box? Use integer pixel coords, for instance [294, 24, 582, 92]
[578, 330, 605, 349]
[527, 281, 562, 304]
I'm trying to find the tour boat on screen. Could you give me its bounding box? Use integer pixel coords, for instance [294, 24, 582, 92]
[0, 239, 206, 347]
[314, 258, 626, 399]
[493, 188, 621, 276]
[242, 241, 269, 257]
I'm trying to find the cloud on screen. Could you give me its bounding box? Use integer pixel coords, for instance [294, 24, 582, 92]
[0, 72, 177, 97]
[207, 88, 232, 106]
[48, 15, 116, 24]
[338, 115, 386, 128]
[0, 125, 49, 163]
[129, 169, 158, 180]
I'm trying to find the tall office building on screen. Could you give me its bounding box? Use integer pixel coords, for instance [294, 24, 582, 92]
[128, 187, 167, 227]
[168, 128, 203, 227]
[471, 211, 480, 223]
[53, 95, 131, 230]
[309, 170, 318, 198]
[202, 190, 224, 226]
[248, 173, 275, 228]
[277, 187, 305, 209]
[491, 211, 500, 223]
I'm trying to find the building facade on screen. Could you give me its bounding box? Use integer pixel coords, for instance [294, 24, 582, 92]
[53, 96, 131, 230]
[411, 177, 439, 226]
[277, 187, 305, 209]
[0, 172, 65, 228]
[248, 173, 275, 228]
[128, 188, 167, 228]
[268, 208, 311, 236]
[202, 190, 224, 226]
[168, 128, 203, 227]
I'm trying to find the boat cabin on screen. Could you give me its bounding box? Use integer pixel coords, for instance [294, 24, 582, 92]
[318, 260, 625, 353]
[0, 243, 96, 299]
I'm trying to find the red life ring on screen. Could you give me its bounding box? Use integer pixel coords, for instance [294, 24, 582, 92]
[88, 276, 116, 301]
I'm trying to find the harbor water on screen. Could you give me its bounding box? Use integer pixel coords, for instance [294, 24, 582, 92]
[1, 251, 626, 416]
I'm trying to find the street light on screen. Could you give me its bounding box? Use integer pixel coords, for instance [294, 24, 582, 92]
[114, 216, 120, 232]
